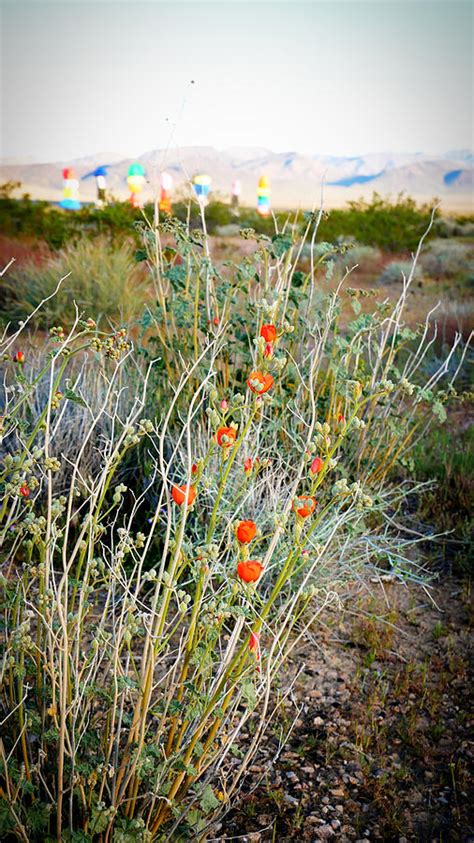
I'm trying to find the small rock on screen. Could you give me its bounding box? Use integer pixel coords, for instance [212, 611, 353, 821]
[316, 825, 335, 839]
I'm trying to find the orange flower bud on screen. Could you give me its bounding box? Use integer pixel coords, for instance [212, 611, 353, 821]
[216, 426, 237, 447]
[260, 324, 277, 343]
[191, 463, 198, 474]
[263, 342, 273, 359]
[249, 631, 260, 657]
[293, 495, 317, 518]
[244, 457, 253, 474]
[247, 371, 274, 395]
[310, 456, 324, 475]
[13, 351, 24, 363]
[220, 399, 229, 411]
[237, 560, 264, 583]
[236, 520, 257, 544]
[19, 485, 30, 498]
[172, 484, 196, 506]
[337, 413, 345, 424]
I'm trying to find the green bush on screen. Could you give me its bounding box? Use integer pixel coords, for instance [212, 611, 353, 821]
[0, 183, 143, 250]
[0, 185, 441, 256]
[316, 193, 439, 253]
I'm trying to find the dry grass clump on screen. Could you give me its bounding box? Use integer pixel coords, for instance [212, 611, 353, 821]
[0, 237, 152, 328]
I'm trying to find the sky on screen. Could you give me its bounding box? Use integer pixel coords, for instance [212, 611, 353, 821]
[0, 0, 472, 162]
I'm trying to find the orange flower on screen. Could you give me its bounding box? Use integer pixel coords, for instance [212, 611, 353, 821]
[13, 351, 24, 363]
[244, 457, 253, 474]
[237, 560, 264, 583]
[236, 520, 257, 544]
[249, 631, 260, 657]
[19, 485, 30, 498]
[310, 456, 324, 475]
[172, 484, 196, 506]
[216, 426, 237, 448]
[260, 324, 277, 343]
[247, 371, 274, 395]
[293, 495, 317, 518]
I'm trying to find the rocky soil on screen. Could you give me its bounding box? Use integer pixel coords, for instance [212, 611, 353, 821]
[214, 577, 473, 842]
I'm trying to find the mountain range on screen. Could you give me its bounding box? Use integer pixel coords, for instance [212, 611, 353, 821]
[1, 147, 472, 212]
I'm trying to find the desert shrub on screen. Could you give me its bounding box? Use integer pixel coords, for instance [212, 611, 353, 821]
[430, 299, 474, 343]
[420, 238, 473, 280]
[377, 259, 423, 286]
[0, 237, 152, 328]
[316, 193, 439, 253]
[434, 215, 474, 238]
[0, 203, 467, 840]
[341, 244, 383, 274]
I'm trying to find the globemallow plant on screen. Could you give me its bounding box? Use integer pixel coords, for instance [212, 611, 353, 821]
[0, 203, 470, 841]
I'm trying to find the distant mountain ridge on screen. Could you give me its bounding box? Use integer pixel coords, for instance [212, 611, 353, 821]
[1, 146, 472, 212]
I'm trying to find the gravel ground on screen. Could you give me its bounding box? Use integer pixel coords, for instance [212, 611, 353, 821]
[213, 577, 473, 842]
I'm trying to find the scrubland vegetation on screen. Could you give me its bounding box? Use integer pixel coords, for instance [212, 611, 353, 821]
[0, 187, 472, 841]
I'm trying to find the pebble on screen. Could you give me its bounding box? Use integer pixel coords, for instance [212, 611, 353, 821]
[316, 824, 335, 839]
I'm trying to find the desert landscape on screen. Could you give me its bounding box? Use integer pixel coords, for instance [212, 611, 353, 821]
[1, 146, 473, 212]
[0, 0, 473, 841]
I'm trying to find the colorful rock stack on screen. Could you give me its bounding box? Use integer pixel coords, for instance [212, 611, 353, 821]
[231, 179, 241, 212]
[127, 163, 146, 207]
[192, 173, 211, 207]
[94, 166, 108, 206]
[60, 168, 81, 210]
[159, 171, 173, 215]
[257, 175, 271, 217]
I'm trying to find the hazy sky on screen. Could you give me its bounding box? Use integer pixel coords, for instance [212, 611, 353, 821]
[1, 0, 472, 162]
